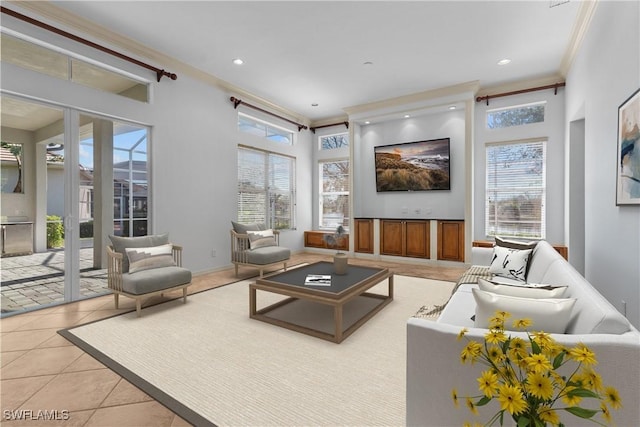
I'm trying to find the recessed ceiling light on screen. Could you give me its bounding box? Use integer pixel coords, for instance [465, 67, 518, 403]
[364, 121, 370, 124]
[497, 58, 511, 66]
[404, 114, 411, 118]
[232, 58, 244, 65]
[449, 106, 457, 110]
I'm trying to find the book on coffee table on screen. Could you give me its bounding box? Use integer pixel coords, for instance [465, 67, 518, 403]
[304, 274, 331, 286]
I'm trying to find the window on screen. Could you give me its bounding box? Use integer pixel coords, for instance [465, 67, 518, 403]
[238, 147, 295, 230]
[485, 140, 546, 239]
[320, 133, 349, 150]
[319, 160, 349, 229]
[486, 102, 545, 129]
[0, 33, 149, 102]
[238, 113, 293, 145]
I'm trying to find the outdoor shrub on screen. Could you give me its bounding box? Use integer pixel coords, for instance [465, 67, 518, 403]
[47, 215, 64, 248]
[80, 221, 94, 238]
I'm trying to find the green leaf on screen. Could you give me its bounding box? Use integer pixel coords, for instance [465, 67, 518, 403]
[553, 352, 565, 369]
[516, 416, 531, 427]
[564, 406, 598, 419]
[567, 388, 599, 399]
[531, 340, 541, 354]
[476, 396, 492, 406]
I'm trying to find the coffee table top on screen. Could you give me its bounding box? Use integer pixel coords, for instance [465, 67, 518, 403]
[257, 261, 388, 296]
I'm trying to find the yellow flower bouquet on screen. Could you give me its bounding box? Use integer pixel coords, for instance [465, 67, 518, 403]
[454, 311, 622, 426]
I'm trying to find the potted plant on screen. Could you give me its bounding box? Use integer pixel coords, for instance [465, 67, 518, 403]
[323, 225, 348, 275]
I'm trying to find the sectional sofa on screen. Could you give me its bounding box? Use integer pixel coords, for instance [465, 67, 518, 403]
[406, 240, 640, 426]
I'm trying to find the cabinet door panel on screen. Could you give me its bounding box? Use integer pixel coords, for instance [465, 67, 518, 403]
[380, 220, 404, 256]
[354, 219, 374, 254]
[438, 220, 464, 262]
[405, 221, 429, 258]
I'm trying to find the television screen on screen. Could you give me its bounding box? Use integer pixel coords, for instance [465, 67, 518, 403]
[374, 138, 450, 192]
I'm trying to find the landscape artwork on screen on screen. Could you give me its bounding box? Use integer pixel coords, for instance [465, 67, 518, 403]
[375, 138, 451, 192]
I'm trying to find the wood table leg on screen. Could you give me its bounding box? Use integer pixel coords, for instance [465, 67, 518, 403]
[334, 304, 343, 343]
[249, 285, 257, 316]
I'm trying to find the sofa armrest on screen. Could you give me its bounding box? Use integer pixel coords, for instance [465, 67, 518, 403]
[406, 318, 640, 426]
[471, 246, 493, 266]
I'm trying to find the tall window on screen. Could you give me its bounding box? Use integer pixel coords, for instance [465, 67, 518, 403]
[485, 140, 546, 239]
[237, 146, 295, 230]
[238, 113, 293, 145]
[319, 160, 349, 229]
[486, 102, 545, 129]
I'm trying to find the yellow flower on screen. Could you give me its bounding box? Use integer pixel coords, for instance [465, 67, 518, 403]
[451, 389, 459, 408]
[601, 402, 612, 423]
[561, 386, 583, 406]
[550, 370, 565, 388]
[485, 329, 507, 344]
[497, 384, 527, 415]
[466, 397, 479, 415]
[457, 328, 469, 341]
[537, 405, 560, 425]
[477, 370, 499, 398]
[488, 316, 504, 329]
[604, 386, 623, 410]
[526, 354, 552, 374]
[512, 317, 532, 330]
[580, 366, 603, 392]
[531, 331, 553, 348]
[568, 343, 597, 365]
[461, 341, 483, 363]
[487, 345, 505, 363]
[507, 337, 529, 360]
[526, 371, 554, 400]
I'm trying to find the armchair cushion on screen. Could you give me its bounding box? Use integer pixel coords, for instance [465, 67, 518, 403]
[246, 245, 291, 265]
[231, 221, 264, 235]
[126, 244, 176, 273]
[247, 229, 277, 249]
[109, 233, 169, 273]
[122, 266, 192, 295]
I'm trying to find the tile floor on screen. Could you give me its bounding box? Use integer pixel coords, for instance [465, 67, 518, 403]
[0, 252, 467, 426]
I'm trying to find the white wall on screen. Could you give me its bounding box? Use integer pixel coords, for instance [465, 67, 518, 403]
[565, 1, 640, 327]
[473, 90, 566, 244]
[354, 109, 466, 220]
[1, 14, 313, 275]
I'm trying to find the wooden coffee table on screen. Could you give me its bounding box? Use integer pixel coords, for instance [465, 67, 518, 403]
[250, 262, 393, 343]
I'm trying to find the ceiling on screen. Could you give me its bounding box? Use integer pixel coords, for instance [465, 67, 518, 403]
[9, 1, 582, 122]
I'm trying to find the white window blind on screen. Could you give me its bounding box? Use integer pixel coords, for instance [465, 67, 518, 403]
[485, 140, 546, 239]
[238, 146, 295, 230]
[319, 160, 349, 229]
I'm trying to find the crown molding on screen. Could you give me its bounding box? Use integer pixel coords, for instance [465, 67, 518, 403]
[343, 81, 480, 118]
[560, 0, 598, 77]
[5, 0, 310, 126]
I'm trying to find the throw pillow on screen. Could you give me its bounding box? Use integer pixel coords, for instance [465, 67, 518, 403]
[231, 221, 264, 235]
[247, 229, 277, 249]
[489, 245, 532, 282]
[109, 233, 170, 273]
[125, 243, 176, 274]
[472, 288, 576, 334]
[494, 236, 538, 277]
[477, 278, 568, 299]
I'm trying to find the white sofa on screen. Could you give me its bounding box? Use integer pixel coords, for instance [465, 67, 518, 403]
[406, 240, 640, 426]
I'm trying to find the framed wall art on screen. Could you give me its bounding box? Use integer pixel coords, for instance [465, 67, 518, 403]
[616, 88, 640, 205]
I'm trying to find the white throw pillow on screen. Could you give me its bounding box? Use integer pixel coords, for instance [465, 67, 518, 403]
[477, 278, 568, 299]
[125, 244, 176, 274]
[489, 245, 533, 282]
[472, 288, 576, 333]
[247, 229, 277, 249]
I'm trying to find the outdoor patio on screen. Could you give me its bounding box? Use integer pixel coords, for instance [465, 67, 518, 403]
[0, 247, 108, 316]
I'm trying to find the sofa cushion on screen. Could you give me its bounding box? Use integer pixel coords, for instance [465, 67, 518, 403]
[126, 244, 176, 274]
[489, 245, 532, 282]
[231, 221, 264, 235]
[246, 246, 290, 265]
[109, 233, 169, 273]
[122, 266, 191, 295]
[477, 278, 568, 299]
[247, 229, 277, 249]
[472, 288, 576, 333]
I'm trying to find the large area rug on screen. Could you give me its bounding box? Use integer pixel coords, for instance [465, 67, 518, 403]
[60, 274, 454, 426]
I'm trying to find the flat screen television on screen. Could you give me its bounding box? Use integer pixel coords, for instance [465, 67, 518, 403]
[374, 138, 450, 192]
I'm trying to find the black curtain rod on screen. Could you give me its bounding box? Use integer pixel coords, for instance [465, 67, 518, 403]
[1, 6, 177, 82]
[476, 82, 565, 105]
[230, 97, 308, 131]
[310, 121, 349, 134]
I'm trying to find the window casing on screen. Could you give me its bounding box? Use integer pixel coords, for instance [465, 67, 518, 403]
[238, 146, 295, 230]
[485, 140, 546, 239]
[486, 102, 546, 129]
[319, 160, 349, 230]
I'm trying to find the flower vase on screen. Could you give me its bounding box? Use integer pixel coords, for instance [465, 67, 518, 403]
[333, 252, 348, 275]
